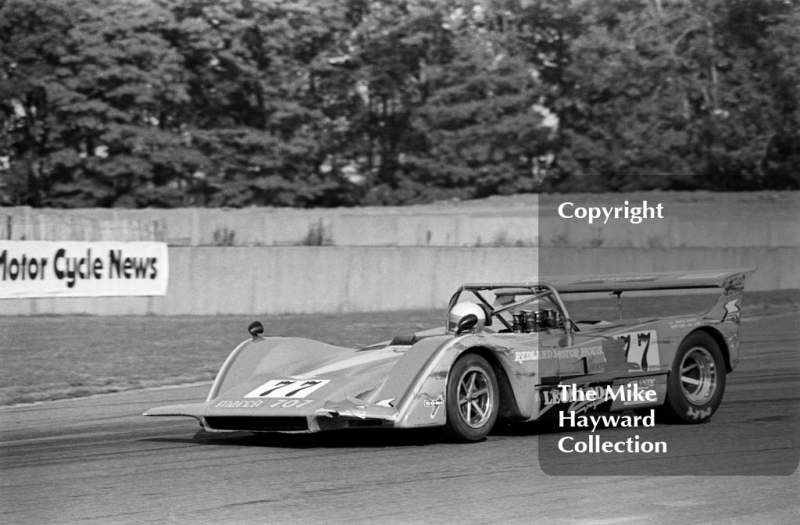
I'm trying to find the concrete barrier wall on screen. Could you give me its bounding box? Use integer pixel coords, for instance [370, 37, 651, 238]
[1, 208, 167, 242]
[4, 201, 798, 248]
[2, 246, 796, 316]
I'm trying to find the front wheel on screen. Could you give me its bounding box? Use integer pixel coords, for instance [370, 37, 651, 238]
[658, 332, 726, 423]
[443, 353, 499, 442]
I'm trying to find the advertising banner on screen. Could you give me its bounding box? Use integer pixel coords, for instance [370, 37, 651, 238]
[0, 241, 169, 298]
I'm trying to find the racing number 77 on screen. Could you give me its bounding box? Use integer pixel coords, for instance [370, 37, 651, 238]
[257, 380, 295, 397]
[637, 332, 650, 370]
[620, 335, 631, 359]
[256, 380, 327, 398]
[283, 380, 324, 397]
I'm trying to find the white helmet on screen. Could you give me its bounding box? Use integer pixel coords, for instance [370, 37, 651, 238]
[447, 302, 487, 334]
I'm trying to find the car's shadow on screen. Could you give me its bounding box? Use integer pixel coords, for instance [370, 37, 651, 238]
[141, 418, 571, 449]
[143, 427, 446, 448]
[491, 418, 571, 437]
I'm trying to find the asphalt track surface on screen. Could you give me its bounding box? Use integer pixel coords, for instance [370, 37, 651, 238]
[2, 314, 798, 525]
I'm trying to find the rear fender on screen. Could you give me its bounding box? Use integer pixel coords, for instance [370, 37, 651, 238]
[689, 326, 736, 372]
[698, 270, 753, 371]
[701, 270, 752, 324]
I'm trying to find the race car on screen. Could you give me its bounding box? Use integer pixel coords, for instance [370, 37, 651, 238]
[145, 269, 753, 442]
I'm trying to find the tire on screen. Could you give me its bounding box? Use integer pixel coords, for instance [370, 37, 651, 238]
[443, 353, 499, 442]
[658, 332, 726, 424]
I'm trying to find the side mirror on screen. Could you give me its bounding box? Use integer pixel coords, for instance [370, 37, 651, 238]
[248, 321, 265, 340]
[455, 314, 479, 335]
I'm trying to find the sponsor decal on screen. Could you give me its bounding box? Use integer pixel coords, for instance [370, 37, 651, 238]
[214, 399, 315, 409]
[423, 395, 444, 419]
[539, 383, 612, 417]
[514, 345, 603, 364]
[573, 275, 658, 285]
[268, 399, 315, 409]
[244, 379, 330, 399]
[632, 377, 656, 388]
[620, 378, 658, 406]
[686, 406, 712, 420]
[678, 272, 727, 280]
[723, 274, 746, 296]
[215, 400, 264, 409]
[515, 350, 544, 363]
[539, 381, 659, 418]
[569, 386, 613, 415]
[668, 317, 700, 330]
[0, 241, 168, 298]
[722, 299, 740, 323]
[612, 330, 660, 371]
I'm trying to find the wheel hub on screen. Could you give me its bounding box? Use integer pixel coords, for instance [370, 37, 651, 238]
[679, 346, 718, 404]
[457, 366, 493, 429]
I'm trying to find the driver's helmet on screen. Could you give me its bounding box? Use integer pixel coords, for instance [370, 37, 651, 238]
[447, 302, 486, 333]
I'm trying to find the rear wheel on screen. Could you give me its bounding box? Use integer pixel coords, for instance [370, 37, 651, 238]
[444, 354, 499, 442]
[659, 332, 726, 423]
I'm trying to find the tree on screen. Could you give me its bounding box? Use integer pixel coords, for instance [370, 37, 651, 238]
[1, 0, 205, 207]
[0, 0, 75, 206]
[549, 0, 800, 192]
[164, 0, 363, 207]
[2, 0, 797, 209]
[408, 0, 571, 200]
[333, 0, 562, 204]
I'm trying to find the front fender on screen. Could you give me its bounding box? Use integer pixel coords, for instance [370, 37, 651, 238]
[377, 334, 517, 428]
[207, 337, 354, 401]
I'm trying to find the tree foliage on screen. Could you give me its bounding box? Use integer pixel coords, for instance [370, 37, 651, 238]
[551, 0, 800, 192]
[1, 0, 798, 208]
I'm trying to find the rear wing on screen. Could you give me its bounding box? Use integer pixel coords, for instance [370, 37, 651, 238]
[457, 269, 755, 324]
[542, 269, 755, 294]
[542, 269, 755, 322]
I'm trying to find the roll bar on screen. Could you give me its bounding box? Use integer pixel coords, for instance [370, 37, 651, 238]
[447, 283, 575, 334]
